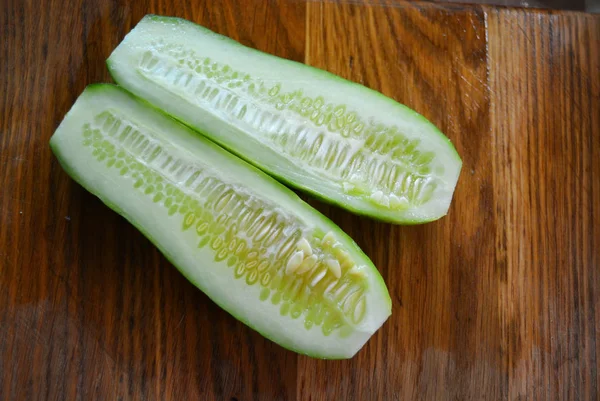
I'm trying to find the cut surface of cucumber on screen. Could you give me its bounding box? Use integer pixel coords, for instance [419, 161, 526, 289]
[107, 15, 462, 224]
[50, 84, 391, 359]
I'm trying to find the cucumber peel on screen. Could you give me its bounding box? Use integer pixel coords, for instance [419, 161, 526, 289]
[50, 84, 391, 359]
[107, 15, 462, 224]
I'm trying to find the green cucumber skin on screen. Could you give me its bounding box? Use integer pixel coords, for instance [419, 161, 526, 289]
[107, 15, 462, 225]
[50, 84, 391, 359]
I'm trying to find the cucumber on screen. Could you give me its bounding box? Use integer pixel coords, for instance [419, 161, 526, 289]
[50, 84, 391, 359]
[107, 15, 462, 224]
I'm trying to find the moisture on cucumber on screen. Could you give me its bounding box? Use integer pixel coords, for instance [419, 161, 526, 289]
[50, 84, 391, 359]
[107, 15, 462, 224]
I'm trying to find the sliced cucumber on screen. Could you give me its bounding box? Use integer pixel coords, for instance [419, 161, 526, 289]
[50, 84, 391, 359]
[107, 15, 462, 224]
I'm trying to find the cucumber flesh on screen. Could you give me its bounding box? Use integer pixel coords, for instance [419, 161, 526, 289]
[107, 15, 462, 224]
[50, 84, 391, 359]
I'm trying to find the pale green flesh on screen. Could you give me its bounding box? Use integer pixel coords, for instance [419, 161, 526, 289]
[107, 15, 462, 224]
[50, 84, 391, 359]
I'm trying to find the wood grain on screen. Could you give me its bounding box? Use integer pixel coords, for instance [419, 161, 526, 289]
[0, 1, 598, 400]
[488, 9, 600, 400]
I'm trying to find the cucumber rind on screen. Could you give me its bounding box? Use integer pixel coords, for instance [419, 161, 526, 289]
[50, 84, 391, 359]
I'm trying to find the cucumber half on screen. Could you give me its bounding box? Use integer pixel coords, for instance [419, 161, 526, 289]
[107, 15, 462, 224]
[50, 84, 391, 359]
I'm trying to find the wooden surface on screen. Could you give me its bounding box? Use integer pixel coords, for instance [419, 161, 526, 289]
[437, 0, 589, 12]
[1, 0, 598, 400]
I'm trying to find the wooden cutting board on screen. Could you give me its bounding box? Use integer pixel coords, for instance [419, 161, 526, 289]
[1, 0, 598, 400]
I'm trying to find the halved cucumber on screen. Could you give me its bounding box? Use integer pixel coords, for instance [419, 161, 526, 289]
[107, 15, 462, 224]
[50, 84, 391, 359]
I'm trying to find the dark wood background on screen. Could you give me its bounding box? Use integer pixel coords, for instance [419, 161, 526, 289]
[1, 0, 599, 400]
[437, 0, 593, 12]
